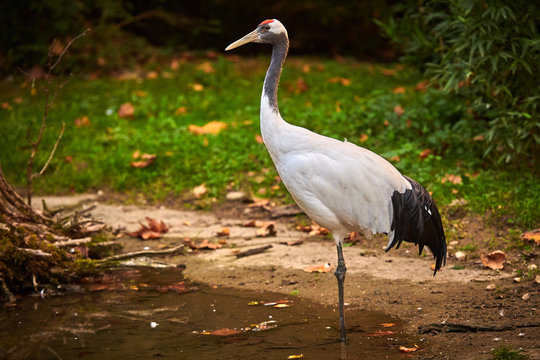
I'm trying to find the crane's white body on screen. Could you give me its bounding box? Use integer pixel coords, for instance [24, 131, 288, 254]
[261, 94, 411, 245]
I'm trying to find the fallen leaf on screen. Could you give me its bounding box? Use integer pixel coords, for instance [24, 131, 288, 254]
[156, 281, 190, 294]
[209, 328, 242, 336]
[193, 183, 207, 198]
[481, 250, 506, 270]
[191, 83, 205, 92]
[134, 90, 147, 97]
[366, 330, 395, 337]
[381, 68, 396, 76]
[198, 239, 222, 250]
[328, 77, 351, 86]
[74, 116, 90, 127]
[2, 102, 12, 110]
[256, 222, 277, 237]
[419, 148, 433, 160]
[146, 71, 158, 79]
[217, 227, 230, 237]
[197, 61, 215, 74]
[303, 263, 333, 273]
[392, 86, 406, 94]
[441, 174, 463, 185]
[380, 323, 396, 328]
[130, 153, 157, 168]
[521, 229, 540, 245]
[279, 239, 304, 246]
[359, 134, 368, 143]
[170, 59, 180, 69]
[175, 106, 188, 115]
[118, 102, 135, 118]
[393, 105, 405, 117]
[273, 303, 290, 308]
[188, 121, 227, 135]
[247, 197, 271, 209]
[13, 97, 23, 104]
[126, 217, 169, 239]
[415, 80, 429, 92]
[399, 345, 419, 353]
[295, 77, 309, 93]
[255, 134, 264, 144]
[288, 354, 304, 359]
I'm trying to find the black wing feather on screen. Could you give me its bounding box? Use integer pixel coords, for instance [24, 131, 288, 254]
[387, 176, 446, 275]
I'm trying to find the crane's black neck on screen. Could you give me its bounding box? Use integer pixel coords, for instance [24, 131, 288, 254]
[263, 36, 289, 113]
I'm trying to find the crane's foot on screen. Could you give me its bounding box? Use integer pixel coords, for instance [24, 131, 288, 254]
[335, 244, 348, 343]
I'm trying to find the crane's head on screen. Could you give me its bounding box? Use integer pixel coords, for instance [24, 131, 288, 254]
[225, 19, 288, 51]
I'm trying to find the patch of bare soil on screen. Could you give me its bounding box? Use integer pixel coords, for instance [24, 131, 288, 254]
[36, 194, 540, 359]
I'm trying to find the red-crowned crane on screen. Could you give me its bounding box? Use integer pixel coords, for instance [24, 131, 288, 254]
[226, 19, 446, 343]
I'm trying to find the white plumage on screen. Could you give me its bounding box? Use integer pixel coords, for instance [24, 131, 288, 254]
[226, 19, 446, 343]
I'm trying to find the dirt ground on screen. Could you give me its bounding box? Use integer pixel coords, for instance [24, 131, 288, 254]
[37, 194, 540, 359]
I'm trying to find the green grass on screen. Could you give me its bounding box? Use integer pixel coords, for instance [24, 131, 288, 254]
[0, 56, 538, 229]
[492, 345, 528, 360]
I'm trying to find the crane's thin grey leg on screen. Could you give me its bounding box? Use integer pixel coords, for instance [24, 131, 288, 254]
[335, 243, 347, 343]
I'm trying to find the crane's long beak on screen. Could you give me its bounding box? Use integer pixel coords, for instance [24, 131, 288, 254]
[225, 29, 259, 51]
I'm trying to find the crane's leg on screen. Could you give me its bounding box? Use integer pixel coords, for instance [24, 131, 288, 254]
[335, 244, 347, 343]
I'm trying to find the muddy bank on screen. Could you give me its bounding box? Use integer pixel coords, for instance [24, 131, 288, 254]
[36, 195, 540, 359]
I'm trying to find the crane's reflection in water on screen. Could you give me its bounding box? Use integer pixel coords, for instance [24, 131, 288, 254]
[0, 268, 422, 360]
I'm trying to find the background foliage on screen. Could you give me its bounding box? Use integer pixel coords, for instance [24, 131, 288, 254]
[378, 0, 540, 163]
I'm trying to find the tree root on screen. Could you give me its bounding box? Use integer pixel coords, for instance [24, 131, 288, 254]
[418, 322, 540, 334]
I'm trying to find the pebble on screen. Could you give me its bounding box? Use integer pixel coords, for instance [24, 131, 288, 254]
[522, 293, 530, 300]
[486, 283, 496, 290]
[455, 251, 466, 260]
[513, 277, 521, 283]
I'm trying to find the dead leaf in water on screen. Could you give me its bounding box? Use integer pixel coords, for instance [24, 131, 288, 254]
[157, 281, 190, 294]
[209, 328, 242, 336]
[399, 345, 419, 353]
[481, 250, 506, 270]
[366, 330, 395, 337]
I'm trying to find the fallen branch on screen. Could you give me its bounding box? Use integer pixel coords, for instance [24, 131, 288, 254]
[235, 245, 273, 258]
[98, 244, 185, 263]
[418, 322, 540, 334]
[16, 247, 52, 257]
[53, 237, 92, 247]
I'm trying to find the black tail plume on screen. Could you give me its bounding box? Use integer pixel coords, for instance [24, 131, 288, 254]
[387, 176, 446, 275]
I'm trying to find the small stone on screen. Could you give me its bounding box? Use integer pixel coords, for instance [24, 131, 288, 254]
[226, 191, 248, 201]
[527, 264, 538, 271]
[486, 283, 496, 290]
[455, 251, 466, 260]
[522, 293, 530, 300]
[513, 277, 521, 283]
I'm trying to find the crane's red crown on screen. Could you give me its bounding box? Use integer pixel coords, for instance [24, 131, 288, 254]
[259, 19, 275, 26]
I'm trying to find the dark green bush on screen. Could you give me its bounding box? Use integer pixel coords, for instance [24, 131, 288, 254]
[378, 0, 540, 164]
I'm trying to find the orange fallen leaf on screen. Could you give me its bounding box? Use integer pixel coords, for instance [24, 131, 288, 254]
[393, 105, 405, 117]
[399, 345, 419, 353]
[126, 217, 168, 239]
[441, 174, 463, 185]
[131, 153, 157, 168]
[134, 90, 147, 97]
[328, 77, 351, 86]
[287, 355, 303, 359]
[247, 197, 271, 209]
[273, 303, 290, 308]
[156, 281, 190, 294]
[209, 328, 242, 336]
[118, 102, 135, 118]
[366, 330, 395, 337]
[522, 229, 540, 245]
[419, 148, 433, 160]
[197, 239, 222, 250]
[175, 106, 187, 115]
[13, 97, 23, 104]
[381, 68, 397, 76]
[197, 61, 215, 74]
[295, 77, 309, 93]
[359, 133, 368, 143]
[193, 183, 207, 198]
[146, 71, 158, 79]
[256, 222, 277, 237]
[191, 83, 204, 92]
[255, 134, 264, 144]
[380, 323, 396, 328]
[217, 227, 230, 237]
[74, 115, 90, 127]
[2, 102, 12, 110]
[415, 80, 429, 92]
[303, 263, 333, 273]
[392, 86, 406, 94]
[279, 239, 304, 246]
[481, 250, 506, 270]
[188, 121, 227, 135]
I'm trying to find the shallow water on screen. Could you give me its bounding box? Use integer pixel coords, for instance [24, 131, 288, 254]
[0, 268, 422, 359]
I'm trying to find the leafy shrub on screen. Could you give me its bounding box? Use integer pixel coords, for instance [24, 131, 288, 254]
[378, 0, 540, 163]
